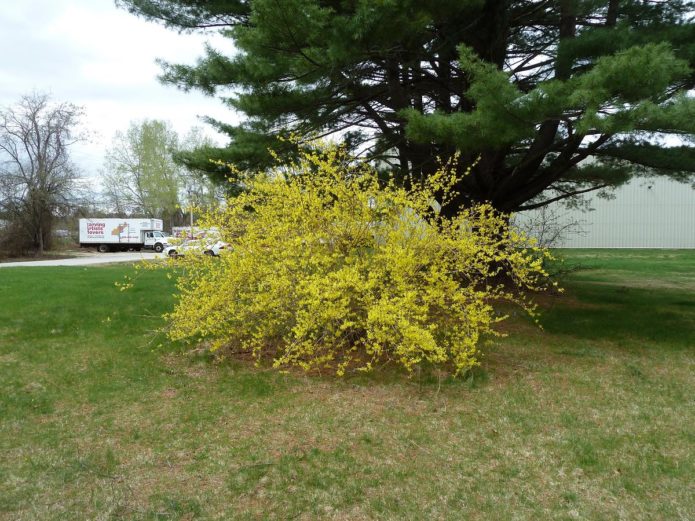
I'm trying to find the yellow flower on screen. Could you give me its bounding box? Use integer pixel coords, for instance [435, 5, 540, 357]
[157, 142, 556, 376]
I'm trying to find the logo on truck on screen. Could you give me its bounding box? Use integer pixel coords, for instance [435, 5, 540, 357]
[86, 222, 106, 238]
[111, 223, 128, 236]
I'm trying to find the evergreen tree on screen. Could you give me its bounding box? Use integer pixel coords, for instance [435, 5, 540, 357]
[118, 0, 695, 213]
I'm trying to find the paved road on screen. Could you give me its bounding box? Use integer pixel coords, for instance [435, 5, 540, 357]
[0, 251, 162, 268]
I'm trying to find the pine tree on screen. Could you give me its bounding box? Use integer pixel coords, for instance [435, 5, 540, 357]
[118, 0, 695, 213]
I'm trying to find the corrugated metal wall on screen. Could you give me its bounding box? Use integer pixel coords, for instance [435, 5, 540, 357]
[514, 178, 695, 248]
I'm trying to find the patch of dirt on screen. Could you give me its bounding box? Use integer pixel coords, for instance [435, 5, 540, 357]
[184, 366, 207, 378]
[0, 353, 18, 363]
[161, 388, 178, 399]
[530, 290, 602, 310]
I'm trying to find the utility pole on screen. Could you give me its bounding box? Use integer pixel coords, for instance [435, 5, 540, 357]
[187, 187, 194, 239]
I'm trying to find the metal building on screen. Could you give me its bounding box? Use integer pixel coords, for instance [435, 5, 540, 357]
[514, 178, 695, 248]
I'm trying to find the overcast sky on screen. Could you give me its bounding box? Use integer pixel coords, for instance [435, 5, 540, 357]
[0, 0, 237, 182]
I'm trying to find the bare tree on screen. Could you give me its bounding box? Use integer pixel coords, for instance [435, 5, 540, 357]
[513, 205, 587, 249]
[0, 93, 83, 255]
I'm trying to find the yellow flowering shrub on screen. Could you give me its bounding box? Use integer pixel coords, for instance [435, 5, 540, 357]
[164, 146, 553, 376]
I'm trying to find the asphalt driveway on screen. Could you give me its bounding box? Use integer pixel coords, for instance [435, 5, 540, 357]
[0, 251, 161, 268]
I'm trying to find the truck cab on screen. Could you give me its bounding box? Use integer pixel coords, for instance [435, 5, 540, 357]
[143, 231, 171, 253]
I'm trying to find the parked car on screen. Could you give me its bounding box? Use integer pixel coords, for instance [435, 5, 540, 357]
[164, 239, 228, 258]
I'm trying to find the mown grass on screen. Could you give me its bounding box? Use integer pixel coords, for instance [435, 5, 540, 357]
[0, 250, 693, 520]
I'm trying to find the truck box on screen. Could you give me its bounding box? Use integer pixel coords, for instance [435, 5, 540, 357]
[79, 218, 170, 252]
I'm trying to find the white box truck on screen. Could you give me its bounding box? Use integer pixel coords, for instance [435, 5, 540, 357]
[78, 218, 172, 253]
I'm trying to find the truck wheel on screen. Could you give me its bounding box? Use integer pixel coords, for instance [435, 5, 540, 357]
[154, 243, 164, 253]
[204, 250, 214, 256]
[97, 244, 109, 253]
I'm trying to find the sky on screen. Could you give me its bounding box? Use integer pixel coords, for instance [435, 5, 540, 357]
[0, 0, 238, 183]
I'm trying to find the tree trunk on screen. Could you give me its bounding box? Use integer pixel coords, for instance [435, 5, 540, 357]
[36, 223, 44, 257]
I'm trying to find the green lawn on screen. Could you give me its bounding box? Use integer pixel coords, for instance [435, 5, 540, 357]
[1, 250, 693, 520]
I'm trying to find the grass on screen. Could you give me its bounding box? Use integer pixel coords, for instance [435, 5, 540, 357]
[0, 250, 693, 520]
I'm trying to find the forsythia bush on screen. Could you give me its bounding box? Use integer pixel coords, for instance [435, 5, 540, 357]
[165, 146, 553, 376]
